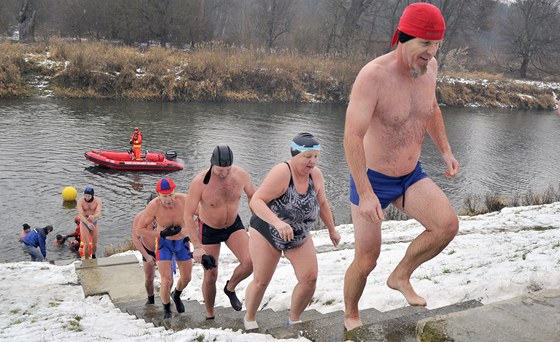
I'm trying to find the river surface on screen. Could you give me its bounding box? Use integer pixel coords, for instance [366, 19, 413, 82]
[1, 98, 558, 262]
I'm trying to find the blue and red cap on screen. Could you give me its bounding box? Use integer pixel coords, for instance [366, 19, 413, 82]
[156, 178, 176, 195]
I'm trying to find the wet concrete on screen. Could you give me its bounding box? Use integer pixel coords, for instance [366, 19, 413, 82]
[417, 289, 560, 342]
[74, 255, 147, 303]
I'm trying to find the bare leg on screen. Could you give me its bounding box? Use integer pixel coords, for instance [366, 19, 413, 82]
[157, 260, 173, 304]
[387, 179, 459, 306]
[284, 237, 318, 321]
[224, 229, 254, 290]
[244, 228, 281, 323]
[344, 204, 382, 331]
[201, 244, 220, 318]
[175, 259, 193, 292]
[91, 224, 98, 256]
[143, 261, 156, 297]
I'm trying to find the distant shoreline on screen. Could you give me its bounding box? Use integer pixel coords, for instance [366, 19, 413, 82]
[1, 39, 559, 110]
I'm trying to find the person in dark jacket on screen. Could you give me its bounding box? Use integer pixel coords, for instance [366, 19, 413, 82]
[22, 225, 53, 262]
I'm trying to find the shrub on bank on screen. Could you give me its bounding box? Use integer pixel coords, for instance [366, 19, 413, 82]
[43, 38, 359, 102]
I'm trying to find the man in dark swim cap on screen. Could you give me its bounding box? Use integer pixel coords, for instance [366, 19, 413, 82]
[343, 2, 459, 331]
[203, 145, 234, 184]
[184, 145, 256, 319]
[77, 186, 103, 259]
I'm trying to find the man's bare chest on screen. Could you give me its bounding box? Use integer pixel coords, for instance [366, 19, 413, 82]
[82, 202, 97, 212]
[203, 182, 241, 205]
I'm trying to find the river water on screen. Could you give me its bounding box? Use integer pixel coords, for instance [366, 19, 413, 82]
[1, 98, 558, 262]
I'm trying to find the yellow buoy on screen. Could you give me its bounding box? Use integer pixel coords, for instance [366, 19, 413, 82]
[61, 186, 78, 201]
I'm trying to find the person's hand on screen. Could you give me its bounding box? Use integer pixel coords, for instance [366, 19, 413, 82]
[145, 254, 156, 266]
[443, 153, 459, 178]
[273, 221, 294, 241]
[358, 193, 384, 223]
[329, 230, 341, 247]
[160, 225, 182, 238]
[191, 245, 206, 263]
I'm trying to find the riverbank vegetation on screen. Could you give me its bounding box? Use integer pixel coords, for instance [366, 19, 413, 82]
[0, 0, 559, 108]
[0, 39, 559, 109]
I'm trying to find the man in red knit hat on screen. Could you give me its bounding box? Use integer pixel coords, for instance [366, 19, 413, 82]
[343, 2, 459, 331]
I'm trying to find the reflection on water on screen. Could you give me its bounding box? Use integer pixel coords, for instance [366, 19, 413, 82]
[0, 98, 558, 262]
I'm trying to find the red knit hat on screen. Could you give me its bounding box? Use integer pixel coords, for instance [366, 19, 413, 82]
[156, 178, 176, 195]
[391, 3, 446, 47]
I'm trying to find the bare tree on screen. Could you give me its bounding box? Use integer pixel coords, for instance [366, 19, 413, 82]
[0, 0, 20, 38]
[18, 0, 36, 42]
[430, 0, 498, 69]
[339, 0, 375, 53]
[253, 0, 296, 52]
[502, 0, 560, 78]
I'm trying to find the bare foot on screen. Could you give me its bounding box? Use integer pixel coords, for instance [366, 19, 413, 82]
[387, 273, 427, 307]
[344, 317, 363, 331]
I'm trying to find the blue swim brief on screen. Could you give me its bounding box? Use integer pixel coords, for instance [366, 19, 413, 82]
[156, 238, 192, 261]
[349, 161, 428, 209]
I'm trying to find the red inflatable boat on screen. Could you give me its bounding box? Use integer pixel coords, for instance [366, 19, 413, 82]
[84, 150, 183, 171]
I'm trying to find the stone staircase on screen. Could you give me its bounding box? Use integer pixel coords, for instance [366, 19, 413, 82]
[113, 295, 483, 341]
[66, 255, 560, 342]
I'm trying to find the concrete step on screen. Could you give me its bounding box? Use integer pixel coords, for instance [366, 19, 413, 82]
[345, 300, 483, 342]
[119, 298, 205, 328]
[116, 294, 329, 333]
[417, 289, 560, 342]
[267, 306, 389, 340]
[74, 255, 146, 303]
[268, 300, 481, 341]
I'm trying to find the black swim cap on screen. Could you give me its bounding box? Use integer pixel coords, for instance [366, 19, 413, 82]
[203, 145, 234, 185]
[210, 145, 234, 167]
[291, 132, 321, 156]
[84, 186, 94, 202]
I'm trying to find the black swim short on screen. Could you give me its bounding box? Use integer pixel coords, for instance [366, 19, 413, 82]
[200, 215, 245, 245]
[141, 243, 156, 262]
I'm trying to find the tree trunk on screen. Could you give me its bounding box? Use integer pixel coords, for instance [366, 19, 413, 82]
[17, 0, 36, 42]
[519, 56, 529, 79]
[340, 0, 373, 54]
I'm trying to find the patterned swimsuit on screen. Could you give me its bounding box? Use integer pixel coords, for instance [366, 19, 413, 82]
[250, 162, 319, 250]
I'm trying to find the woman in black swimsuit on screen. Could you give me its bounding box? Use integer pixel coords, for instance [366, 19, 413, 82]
[243, 133, 341, 330]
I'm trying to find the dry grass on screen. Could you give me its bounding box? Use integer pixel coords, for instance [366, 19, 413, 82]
[104, 239, 136, 257]
[0, 41, 32, 96]
[2, 39, 358, 102]
[0, 39, 557, 108]
[460, 184, 560, 216]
